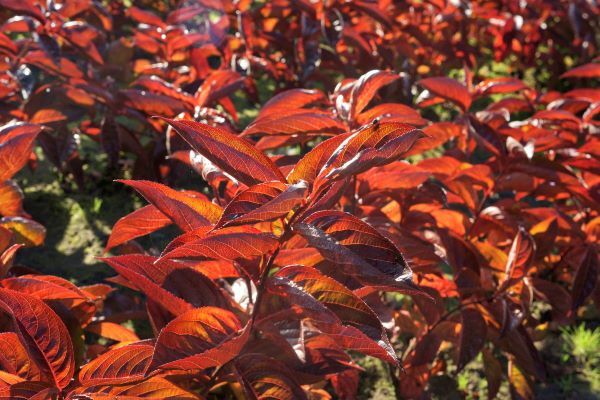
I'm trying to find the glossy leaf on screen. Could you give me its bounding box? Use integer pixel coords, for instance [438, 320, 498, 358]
[149, 306, 248, 371]
[216, 181, 308, 228]
[0, 123, 41, 181]
[0, 288, 74, 389]
[349, 70, 399, 118]
[78, 343, 153, 386]
[294, 210, 415, 290]
[119, 180, 221, 231]
[161, 118, 286, 186]
[317, 121, 425, 183]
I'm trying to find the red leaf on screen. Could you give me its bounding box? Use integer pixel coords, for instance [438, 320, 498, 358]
[119, 180, 221, 232]
[0, 217, 46, 247]
[234, 354, 308, 400]
[0, 0, 45, 22]
[84, 322, 140, 343]
[0, 381, 57, 400]
[160, 229, 278, 262]
[216, 181, 308, 228]
[286, 134, 349, 184]
[317, 121, 425, 183]
[500, 228, 536, 291]
[561, 63, 600, 79]
[0, 288, 74, 389]
[269, 265, 399, 365]
[0, 180, 24, 217]
[71, 376, 200, 399]
[149, 307, 248, 371]
[101, 255, 193, 316]
[571, 246, 599, 311]
[349, 70, 399, 119]
[119, 89, 187, 117]
[105, 205, 172, 252]
[294, 210, 416, 290]
[418, 77, 472, 112]
[161, 118, 286, 186]
[256, 89, 326, 120]
[78, 343, 153, 386]
[457, 308, 487, 371]
[243, 112, 345, 138]
[0, 123, 41, 181]
[0, 332, 42, 381]
[1, 274, 95, 325]
[474, 78, 528, 97]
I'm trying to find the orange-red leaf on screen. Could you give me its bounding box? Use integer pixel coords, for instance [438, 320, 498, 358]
[84, 322, 140, 343]
[0, 180, 24, 217]
[161, 229, 278, 262]
[216, 181, 308, 228]
[102, 255, 193, 316]
[256, 89, 326, 120]
[243, 112, 345, 137]
[105, 205, 172, 251]
[0, 332, 42, 381]
[0, 217, 46, 247]
[317, 121, 425, 183]
[161, 118, 285, 186]
[349, 70, 399, 118]
[270, 265, 399, 365]
[0, 288, 74, 389]
[561, 63, 600, 79]
[149, 306, 248, 371]
[418, 77, 472, 112]
[119, 180, 221, 231]
[72, 376, 200, 399]
[78, 343, 153, 386]
[0, 123, 41, 181]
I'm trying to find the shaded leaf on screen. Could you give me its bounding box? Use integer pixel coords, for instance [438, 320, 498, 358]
[457, 308, 487, 371]
[234, 354, 308, 400]
[294, 210, 415, 290]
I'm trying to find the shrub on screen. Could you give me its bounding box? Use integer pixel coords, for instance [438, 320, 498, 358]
[0, 1, 599, 399]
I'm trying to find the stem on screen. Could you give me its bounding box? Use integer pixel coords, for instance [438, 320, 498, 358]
[249, 246, 280, 327]
[425, 296, 493, 336]
[248, 204, 305, 329]
[386, 363, 403, 399]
